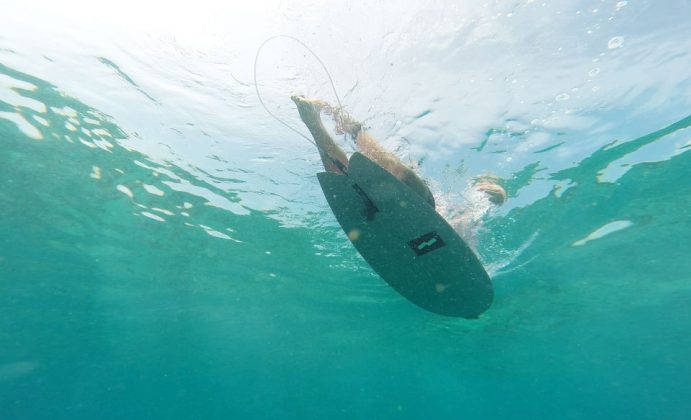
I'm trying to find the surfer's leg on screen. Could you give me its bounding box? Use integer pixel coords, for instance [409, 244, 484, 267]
[354, 128, 436, 208]
[292, 96, 435, 207]
[291, 95, 348, 174]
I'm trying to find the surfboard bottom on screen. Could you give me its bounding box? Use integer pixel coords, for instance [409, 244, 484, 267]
[317, 152, 493, 318]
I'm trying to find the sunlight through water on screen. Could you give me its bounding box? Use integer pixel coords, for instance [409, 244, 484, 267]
[1, 0, 690, 419]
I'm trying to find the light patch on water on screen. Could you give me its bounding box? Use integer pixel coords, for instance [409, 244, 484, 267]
[79, 138, 97, 148]
[141, 211, 165, 222]
[152, 207, 174, 216]
[163, 180, 249, 216]
[65, 121, 77, 131]
[94, 138, 114, 151]
[116, 184, 134, 199]
[0, 111, 43, 139]
[133, 159, 179, 179]
[83, 117, 100, 125]
[142, 184, 165, 196]
[572, 220, 634, 246]
[183, 202, 193, 209]
[598, 129, 689, 182]
[0, 361, 37, 382]
[32, 114, 50, 127]
[204, 228, 233, 240]
[553, 179, 576, 198]
[0, 73, 36, 91]
[0, 74, 45, 113]
[90, 166, 101, 179]
[180, 211, 190, 217]
[516, 131, 551, 153]
[538, 113, 596, 130]
[199, 224, 243, 242]
[616, 1, 628, 11]
[50, 106, 77, 118]
[250, 156, 275, 163]
[91, 128, 111, 137]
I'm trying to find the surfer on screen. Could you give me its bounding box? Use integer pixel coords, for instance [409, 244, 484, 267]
[292, 95, 501, 317]
[291, 95, 506, 209]
[291, 95, 437, 207]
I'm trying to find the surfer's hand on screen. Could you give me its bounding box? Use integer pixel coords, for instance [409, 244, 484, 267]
[474, 180, 507, 206]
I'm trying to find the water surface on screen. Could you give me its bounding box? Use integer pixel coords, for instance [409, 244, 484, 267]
[1, 1, 690, 419]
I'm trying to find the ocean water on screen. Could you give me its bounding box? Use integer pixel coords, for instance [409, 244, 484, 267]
[1, 1, 690, 419]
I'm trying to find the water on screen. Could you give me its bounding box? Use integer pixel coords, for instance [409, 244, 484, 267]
[1, 1, 690, 419]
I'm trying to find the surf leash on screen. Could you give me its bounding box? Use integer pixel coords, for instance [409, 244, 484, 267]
[253, 35, 344, 150]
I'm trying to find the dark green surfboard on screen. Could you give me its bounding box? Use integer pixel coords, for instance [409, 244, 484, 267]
[317, 152, 493, 318]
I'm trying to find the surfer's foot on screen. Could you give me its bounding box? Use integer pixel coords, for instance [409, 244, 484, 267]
[291, 95, 328, 128]
[291, 95, 362, 138]
[473, 176, 507, 206]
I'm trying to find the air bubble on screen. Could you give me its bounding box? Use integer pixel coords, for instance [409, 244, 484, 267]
[608, 36, 624, 49]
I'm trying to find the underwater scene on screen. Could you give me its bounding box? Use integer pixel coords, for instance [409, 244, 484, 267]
[1, 1, 690, 419]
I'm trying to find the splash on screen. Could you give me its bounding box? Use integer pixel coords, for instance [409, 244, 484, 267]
[434, 182, 497, 249]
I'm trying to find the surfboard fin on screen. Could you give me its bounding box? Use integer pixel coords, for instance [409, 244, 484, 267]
[351, 183, 379, 221]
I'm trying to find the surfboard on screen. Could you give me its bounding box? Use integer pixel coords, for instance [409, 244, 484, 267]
[317, 152, 493, 318]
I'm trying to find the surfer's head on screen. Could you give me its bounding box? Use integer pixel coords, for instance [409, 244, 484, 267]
[473, 176, 506, 206]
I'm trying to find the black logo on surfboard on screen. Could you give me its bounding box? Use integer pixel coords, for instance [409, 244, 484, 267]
[408, 231, 446, 256]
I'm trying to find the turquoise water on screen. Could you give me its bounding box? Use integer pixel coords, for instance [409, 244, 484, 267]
[1, 1, 690, 419]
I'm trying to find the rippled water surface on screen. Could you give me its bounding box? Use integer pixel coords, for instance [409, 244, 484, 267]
[1, 1, 690, 419]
